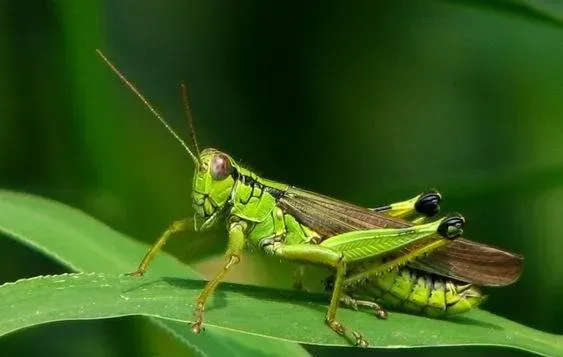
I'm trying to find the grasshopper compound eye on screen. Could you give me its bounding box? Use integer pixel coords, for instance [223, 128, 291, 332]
[210, 154, 233, 180]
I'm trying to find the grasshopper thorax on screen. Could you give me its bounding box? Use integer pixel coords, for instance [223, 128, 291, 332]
[192, 148, 238, 231]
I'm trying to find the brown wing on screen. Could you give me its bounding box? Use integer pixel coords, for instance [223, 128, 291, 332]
[277, 187, 411, 237]
[278, 186, 523, 286]
[410, 239, 523, 286]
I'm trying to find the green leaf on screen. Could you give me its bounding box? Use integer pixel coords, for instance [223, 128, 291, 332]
[1, 191, 562, 356]
[0, 190, 310, 357]
[1, 273, 562, 357]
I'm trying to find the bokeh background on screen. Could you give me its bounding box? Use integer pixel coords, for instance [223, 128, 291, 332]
[1, 1, 563, 356]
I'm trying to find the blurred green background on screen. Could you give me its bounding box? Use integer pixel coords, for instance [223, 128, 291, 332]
[1, 1, 563, 356]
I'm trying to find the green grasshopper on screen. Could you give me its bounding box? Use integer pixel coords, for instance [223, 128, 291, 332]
[96, 49, 523, 347]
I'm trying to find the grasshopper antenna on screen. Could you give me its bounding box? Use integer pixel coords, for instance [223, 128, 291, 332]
[95, 49, 199, 164]
[180, 83, 200, 157]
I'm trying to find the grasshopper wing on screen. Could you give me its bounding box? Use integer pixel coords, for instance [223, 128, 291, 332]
[408, 238, 523, 286]
[278, 187, 410, 237]
[278, 187, 523, 286]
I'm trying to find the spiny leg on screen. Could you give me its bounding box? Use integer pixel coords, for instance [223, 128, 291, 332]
[192, 220, 246, 333]
[370, 190, 441, 223]
[128, 217, 191, 277]
[264, 243, 368, 347]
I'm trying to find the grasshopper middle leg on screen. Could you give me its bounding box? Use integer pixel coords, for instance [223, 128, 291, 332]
[343, 214, 465, 288]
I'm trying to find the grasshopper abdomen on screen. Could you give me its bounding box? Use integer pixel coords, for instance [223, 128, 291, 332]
[345, 268, 484, 317]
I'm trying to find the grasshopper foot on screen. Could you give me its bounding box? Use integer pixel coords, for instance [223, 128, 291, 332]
[125, 270, 145, 277]
[438, 214, 465, 239]
[340, 294, 387, 319]
[352, 331, 369, 348]
[326, 319, 369, 347]
[375, 308, 388, 319]
[191, 321, 203, 334]
[192, 302, 205, 334]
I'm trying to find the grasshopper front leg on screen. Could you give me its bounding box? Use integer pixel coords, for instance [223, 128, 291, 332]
[192, 220, 247, 333]
[128, 217, 191, 276]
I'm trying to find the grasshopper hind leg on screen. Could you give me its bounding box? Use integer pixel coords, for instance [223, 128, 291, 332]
[371, 190, 442, 224]
[269, 214, 464, 347]
[414, 190, 441, 218]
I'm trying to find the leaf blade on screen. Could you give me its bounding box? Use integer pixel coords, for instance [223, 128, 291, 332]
[0, 273, 561, 356]
[0, 190, 311, 357]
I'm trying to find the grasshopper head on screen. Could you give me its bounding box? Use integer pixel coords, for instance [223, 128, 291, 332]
[192, 148, 238, 231]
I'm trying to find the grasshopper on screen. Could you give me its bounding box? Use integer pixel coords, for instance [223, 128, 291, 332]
[96, 49, 523, 347]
